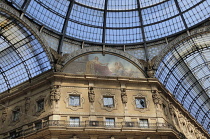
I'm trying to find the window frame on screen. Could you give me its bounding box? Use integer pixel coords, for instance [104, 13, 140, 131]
[135, 97, 147, 108]
[12, 108, 20, 122]
[35, 121, 42, 130]
[37, 99, 44, 112]
[132, 93, 149, 112]
[103, 96, 114, 108]
[65, 91, 84, 110]
[70, 117, 80, 127]
[105, 118, 115, 127]
[139, 119, 149, 128]
[69, 95, 81, 107]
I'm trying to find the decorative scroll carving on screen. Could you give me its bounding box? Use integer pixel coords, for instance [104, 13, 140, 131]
[152, 90, 162, 108]
[1, 108, 7, 123]
[121, 88, 127, 104]
[88, 87, 95, 103]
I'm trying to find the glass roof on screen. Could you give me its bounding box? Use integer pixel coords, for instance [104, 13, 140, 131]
[7, 0, 210, 45]
[0, 12, 51, 93]
[156, 33, 210, 133]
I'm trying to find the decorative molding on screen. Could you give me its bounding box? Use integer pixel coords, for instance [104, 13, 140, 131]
[132, 93, 149, 113]
[64, 90, 84, 111]
[55, 111, 156, 117]
[99, 92, 118, 112]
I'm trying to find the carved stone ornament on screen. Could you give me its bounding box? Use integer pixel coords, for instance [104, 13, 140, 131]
[1, 108, 7, 123]
[88, 87, 95, 103]
[168, 102, 175, 115]
[194, 129, 201, 139]
[152, 90, 162, 108]
[187, 123, 195, 135]
[25, 97, 31, 113]
[50, 85, 61, 102]
[64, 90, 84, 111]
[50, 48, 69, 72]
[139, 56, 157, 78]
[121, 88, 127, 104]
[178, 114, 188, 133]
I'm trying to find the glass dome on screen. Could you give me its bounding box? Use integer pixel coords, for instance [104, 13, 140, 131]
[2, 0, 210, 134]
[7, 0, 210, 45]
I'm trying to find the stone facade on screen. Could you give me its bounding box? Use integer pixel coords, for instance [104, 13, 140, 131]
[0, 71, 209, 139]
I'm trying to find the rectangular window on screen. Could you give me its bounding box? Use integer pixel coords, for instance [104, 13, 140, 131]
[70, 117, 80, 127]
[37, 99, 44, 112]
[69, 95, 80, 106]
[162, 104, 168, 116]
[13, 109, 20, 121]
[135, 98, 146, 108]
[139, 119, 149, 128]
[106, 118, 115, 127]
[103, 96, 114, 107]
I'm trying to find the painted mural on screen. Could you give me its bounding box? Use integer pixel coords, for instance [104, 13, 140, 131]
[63, 54, 145, 78]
